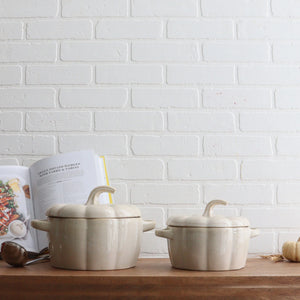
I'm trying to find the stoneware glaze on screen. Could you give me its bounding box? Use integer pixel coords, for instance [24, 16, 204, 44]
[155, 200, 259, 271]
[31, 186, 155, 270]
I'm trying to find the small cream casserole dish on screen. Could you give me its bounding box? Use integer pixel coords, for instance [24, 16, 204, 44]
[31, 186, 155, 270]
[155, 200, 259, 271]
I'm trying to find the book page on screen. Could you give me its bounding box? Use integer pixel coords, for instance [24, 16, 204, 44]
[29, 150, 110, 249]
[0, 166, 38, 252]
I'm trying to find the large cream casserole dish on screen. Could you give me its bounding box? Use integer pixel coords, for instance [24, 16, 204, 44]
[31, 186, 155, 270]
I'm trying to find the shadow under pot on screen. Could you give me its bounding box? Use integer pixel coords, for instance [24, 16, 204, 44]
[31, 186, 155, 271]
[155, 200, 259, 271]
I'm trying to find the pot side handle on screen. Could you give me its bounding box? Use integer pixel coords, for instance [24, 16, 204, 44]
[143, 220, 156, 232]
[155, 228, 173, 240]
[250, 228, 260, 238]
[31, 220, 50, 232]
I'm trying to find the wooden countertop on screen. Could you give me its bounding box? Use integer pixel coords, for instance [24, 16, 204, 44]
[1, 258, 300, 299]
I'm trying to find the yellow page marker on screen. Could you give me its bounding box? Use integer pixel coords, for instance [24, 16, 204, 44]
[100, 156, 113, 204]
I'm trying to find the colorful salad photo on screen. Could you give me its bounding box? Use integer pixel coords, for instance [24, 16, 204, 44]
[0, 178, 26, 238]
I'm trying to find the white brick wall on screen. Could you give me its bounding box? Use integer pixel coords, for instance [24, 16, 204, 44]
[0, 42, 57, 62]
[95, 111, 164, 131]
[240, 112, 300, 131]
[0, 0, 58, 18]
[167, 20, 234, 39]
[132, 0, 198, 17]
[167, 65, 235, 84]
[108, 159, 164, 180]
[1, 0, 300, 256]
[202, 0, 269, 17]
[276, 89, 300, 108]
[131, 184, 200, 205]
[203, 42, 271, 62]
[204, 136, 273, 156]
[26, 65, 92, 85]
[168, 112, 235, 132]
[96, 20, 163, 39]
[27, 20, 93, 39]
[59, 135, 127, 155]
[132, 42, 200, 62]
[26, 111, 92, 131]
[203, 89, 272, 109]
[131, 135, 199, 156]
[277, 137, 300, 155]
[0, 88, 56, 107]
[96, 65, 163, 84]
[278, 184, 300, 204]
[272, 0, 300, 16]
[0, 112, 22, 131]
[168, 159, 238, 180]
[0, 66, 21, 85]
[204, 184, 274, 205]
[59, 88, 127, 108]
[0, 135, 55, 155]
[62, 0, 127, 17]
[61, 41, 128, 62]
[242, 160, 300, 180]
[0, 22, 23, 40]
[132, 88, 198, 108]
[238, 20, 300, 40]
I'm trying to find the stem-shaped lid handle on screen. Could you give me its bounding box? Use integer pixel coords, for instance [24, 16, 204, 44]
[202, 200, 227, 217]
[86, 186, 115, 206]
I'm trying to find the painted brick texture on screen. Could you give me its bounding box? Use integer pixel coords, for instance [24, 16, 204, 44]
[0, 0, 299, 256]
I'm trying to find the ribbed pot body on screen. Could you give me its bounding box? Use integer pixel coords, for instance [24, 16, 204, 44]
[48, 217, 142, 270]
[167, 226, 250, 271]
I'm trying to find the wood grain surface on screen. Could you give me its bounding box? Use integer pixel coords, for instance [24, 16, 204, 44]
[1, 258, 300, 299]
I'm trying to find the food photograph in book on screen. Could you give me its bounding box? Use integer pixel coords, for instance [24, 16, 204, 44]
[0, 176, 30, 240]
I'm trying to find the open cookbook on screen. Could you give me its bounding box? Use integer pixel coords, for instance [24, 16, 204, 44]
[0, 150, 111, 253]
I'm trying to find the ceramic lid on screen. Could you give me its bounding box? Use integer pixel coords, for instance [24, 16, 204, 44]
[46, 186, 141, 219]
[167, 200, 250, 228]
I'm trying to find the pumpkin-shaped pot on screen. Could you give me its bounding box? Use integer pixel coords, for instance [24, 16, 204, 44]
[155, 200, 259, 271]
[282, 238, 300, 262]
[31, 186, 155, 270]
